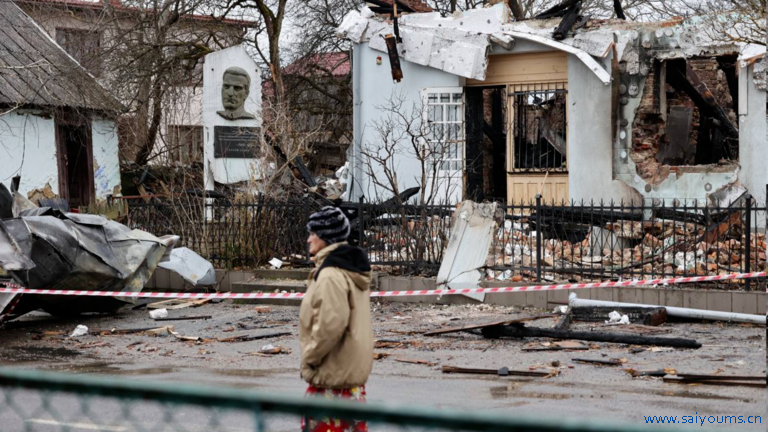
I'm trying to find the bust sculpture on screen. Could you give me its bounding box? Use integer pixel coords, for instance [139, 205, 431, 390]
[216, 67, 256, 120]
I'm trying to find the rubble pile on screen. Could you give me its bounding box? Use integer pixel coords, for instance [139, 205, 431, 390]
[486, 217, 767, 283]
[366, 214, 453, 271]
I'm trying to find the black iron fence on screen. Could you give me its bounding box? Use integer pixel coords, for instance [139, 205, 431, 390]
[125, 194, 767, 287]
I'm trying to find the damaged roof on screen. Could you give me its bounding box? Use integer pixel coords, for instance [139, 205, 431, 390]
[338, 3, 762, 86]
[0, 0, 123, 112]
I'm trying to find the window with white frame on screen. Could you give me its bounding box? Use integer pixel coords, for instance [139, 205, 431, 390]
[424, 89, 464, 173]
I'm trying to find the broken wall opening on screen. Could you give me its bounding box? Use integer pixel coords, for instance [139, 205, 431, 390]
[631, 55, 739, 186]
[465, 86, 507, 202]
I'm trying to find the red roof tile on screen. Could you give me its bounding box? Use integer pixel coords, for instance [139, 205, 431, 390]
[284, 52, 350, 77]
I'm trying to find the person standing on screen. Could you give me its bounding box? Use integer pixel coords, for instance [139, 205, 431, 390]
[299, 206, 373, 432]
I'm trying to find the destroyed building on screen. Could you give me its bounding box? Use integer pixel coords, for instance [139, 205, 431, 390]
[338, 3, 767, 212]
[0, 0, 124, 207]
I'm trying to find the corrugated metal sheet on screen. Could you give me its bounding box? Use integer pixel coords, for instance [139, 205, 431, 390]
[436, 201, 501, 302]
[0, 0, 122, 112]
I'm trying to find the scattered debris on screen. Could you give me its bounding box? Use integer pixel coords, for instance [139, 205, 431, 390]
[481, 324, 702, 349]
[373, 352, 390, 360]
[147, 299, 211, 310]
[423, 314, 558, 336]
[153, 315, 212, 322]
[69, 325, 88, 338]
[442, 365, 553, 377]
[269, 258, 283, 269]
[606, 311, 630, 325]
[572, 306, 667, 327]
[253, 306, 272, 313]
[158, 247, 216, 286]
[149, 308, 169, 319]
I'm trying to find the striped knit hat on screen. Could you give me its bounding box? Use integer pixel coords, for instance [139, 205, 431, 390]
[306, 206, 351, 245]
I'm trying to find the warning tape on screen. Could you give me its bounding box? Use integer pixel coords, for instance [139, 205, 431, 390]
[0, 272, 765, 299]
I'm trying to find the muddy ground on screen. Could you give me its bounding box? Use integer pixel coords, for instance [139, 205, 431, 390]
[0, 300, 765, 430]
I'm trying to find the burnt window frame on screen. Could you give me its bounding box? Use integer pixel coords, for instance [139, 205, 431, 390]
[507, 81, 568, 174]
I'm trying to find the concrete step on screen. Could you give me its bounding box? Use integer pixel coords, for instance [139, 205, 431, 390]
[230, 278, 307, 306]
[252, 269, 312, 280]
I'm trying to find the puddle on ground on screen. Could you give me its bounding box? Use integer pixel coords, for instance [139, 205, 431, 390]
[212, 368, 296, 378]
[490, 386, 571, 400]
[535, 380, 755, 403]
[45, 362, 180, 376]
[2, 346, 82, 361]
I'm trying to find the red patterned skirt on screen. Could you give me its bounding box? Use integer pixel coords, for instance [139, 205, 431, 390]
[301, 385, 367, 432]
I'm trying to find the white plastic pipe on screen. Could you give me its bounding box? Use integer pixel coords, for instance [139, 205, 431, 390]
[568, 293, 765, 325]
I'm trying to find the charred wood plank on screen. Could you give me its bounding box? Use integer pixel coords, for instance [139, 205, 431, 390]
[442, 365, 551, 377]
[384, 34, 403, 82]
[553, 1, 582, 41]
[424, 314, 559, 336]
[530, 206, 644, 227]
[663, 375, 766, 388]
[535, 0, 577, 19]
[613, 0, 626, 19]
[668, 61, 738, 140]
[481, 325, 701, 348]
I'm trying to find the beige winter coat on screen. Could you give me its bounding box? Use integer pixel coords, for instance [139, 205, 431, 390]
[299, 242, 373, 389]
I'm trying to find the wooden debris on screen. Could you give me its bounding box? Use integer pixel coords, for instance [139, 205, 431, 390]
[625, 368, 677, 377]
[154, 315, 212, 322]
[147, 299, 211, 310]
[676, 373, 766, 382]
[145, 326, 175, 336]
[442, 365, 552, 377]
[663, 375, 766, 388]
[393, 358, 436, 367]
[482, 325, 701, 349]
[167, 327, 202, 343]
[373, 352, 390, 360]
[217, 331, 291, 343]
[523, 341, 589, 351]
[423, 314, 559, 336]
[572, 358, 626, 366]
[253, 306, 272, 313]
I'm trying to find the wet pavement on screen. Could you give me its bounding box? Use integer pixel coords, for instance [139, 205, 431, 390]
[0, 300, 765, 430]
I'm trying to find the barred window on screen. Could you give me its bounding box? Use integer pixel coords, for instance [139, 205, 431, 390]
[509, 82, 568, 173]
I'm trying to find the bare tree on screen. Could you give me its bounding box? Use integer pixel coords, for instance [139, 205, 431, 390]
[362, 93, 459, 205]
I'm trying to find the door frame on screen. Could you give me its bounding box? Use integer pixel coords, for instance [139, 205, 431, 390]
[55, 110, 95, 206]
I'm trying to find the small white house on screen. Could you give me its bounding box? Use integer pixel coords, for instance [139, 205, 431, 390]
[0, 1, 123, 207]
[339, 4, 766, 208]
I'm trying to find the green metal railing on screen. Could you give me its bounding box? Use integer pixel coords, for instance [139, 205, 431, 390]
[0, 367, 698, 432]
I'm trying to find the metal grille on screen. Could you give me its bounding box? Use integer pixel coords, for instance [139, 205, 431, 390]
[509, 82, 568, 173]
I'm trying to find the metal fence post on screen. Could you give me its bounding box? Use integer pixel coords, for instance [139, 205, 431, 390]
[535, 194, 542, 283]
[744, 194, 752, 291]
[303, 193, 310, 263]
[358, 196, 365, 249]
